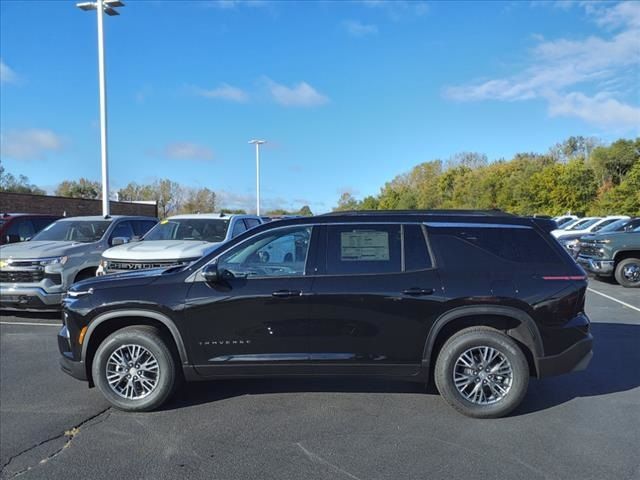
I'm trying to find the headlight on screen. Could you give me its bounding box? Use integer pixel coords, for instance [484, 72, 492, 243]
[39, 256, 68, 266]
[594, 239, 611, 244]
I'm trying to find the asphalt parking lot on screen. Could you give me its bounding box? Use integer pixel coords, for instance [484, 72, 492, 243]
[1, 280, 639, 480]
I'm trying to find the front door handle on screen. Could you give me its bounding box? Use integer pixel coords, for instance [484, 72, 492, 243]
[402, 287, 435, 296]
[272, 290, 302, 298]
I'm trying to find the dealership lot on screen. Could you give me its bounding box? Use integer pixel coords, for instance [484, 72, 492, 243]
[1, 282, 639, 480]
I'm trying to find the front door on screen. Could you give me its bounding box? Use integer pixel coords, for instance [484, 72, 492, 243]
[305, 223, 444, 372]
[184, 225, 318, 372]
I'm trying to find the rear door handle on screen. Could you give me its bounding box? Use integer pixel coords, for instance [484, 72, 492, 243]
[272, 290, 302, 298]
[402, 287, 435, 296]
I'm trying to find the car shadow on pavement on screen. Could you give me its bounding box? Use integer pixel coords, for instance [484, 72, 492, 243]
[517, 322, 640, 415]
[165, 322, 640, 415]
[0, 310, 60, 321]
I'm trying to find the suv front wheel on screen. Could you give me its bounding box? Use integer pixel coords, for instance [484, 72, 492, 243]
[435, 326, 529, 418]
[92, 326, 178, 412]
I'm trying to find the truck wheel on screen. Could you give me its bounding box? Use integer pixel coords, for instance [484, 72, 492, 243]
[92, 326, 178, 412]
[434, 326, 529, 419]
[614, 258, 640, 288]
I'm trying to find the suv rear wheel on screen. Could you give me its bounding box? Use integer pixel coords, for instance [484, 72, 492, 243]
[614, 257, 640, 288]
[92, 326, 178, 411]
[434, 326, 529, 418]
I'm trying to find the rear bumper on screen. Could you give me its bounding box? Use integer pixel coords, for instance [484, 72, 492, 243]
[536, 336, 593, 378]
[577, 257, 614, 276]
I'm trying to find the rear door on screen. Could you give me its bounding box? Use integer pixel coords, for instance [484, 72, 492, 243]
[305, 223, 444, 371]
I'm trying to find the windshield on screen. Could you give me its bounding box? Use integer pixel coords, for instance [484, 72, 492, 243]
[144, 218, 230, 242]
[556, 218, 576, 229]
[567, 218, 600, 231]
[594, 218, 628, 233]
[31, 220, 110, 243]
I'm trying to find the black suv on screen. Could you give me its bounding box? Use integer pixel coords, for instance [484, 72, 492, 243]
[59, 211, 593, 418]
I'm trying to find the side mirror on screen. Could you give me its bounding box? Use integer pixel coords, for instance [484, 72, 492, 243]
[202, 263, 220, 283]
[111, 236, 130, 246]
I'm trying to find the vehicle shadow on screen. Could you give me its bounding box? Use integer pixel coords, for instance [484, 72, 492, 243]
[0, 310, 60, 321]
[517, 322, 640, 415]
[165, 322, 640, 415]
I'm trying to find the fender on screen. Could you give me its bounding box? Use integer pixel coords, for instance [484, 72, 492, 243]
[81, 309, 189, 365]
[421, 305, 544, 370]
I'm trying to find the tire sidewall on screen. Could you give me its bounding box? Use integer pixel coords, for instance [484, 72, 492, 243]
[435, 329, 529, 419]
[615, 258, 640, 288]
[92, 328, 176, 412]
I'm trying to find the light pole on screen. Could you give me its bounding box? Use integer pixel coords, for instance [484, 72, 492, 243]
[76, 0, 124, 217]
[248, 140, 266, 215]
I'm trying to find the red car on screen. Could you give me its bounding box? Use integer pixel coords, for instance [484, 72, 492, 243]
[0, 213, 61, 245]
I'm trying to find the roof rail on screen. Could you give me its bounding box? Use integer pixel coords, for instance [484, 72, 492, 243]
[321, 209, 515, 217]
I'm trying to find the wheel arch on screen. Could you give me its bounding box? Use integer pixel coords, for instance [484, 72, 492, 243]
[422, 305, 544, 379]
[614, 249, 640, 264]
[81, 310, 189, 386]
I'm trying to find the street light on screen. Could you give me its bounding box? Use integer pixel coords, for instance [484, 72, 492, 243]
[76, 0, 125, 217]
[248, 139, 266, 215]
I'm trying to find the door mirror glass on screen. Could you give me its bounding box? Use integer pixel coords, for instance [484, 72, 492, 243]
[111, 236, 130, 246]
[202, 263, 220, 283]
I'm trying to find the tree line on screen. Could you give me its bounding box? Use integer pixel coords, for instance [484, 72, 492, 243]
[0, 162, 312, 218]
[334, 137, 640, 216]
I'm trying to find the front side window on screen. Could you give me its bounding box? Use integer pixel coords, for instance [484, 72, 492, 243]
[110, 221, 134, 242]
[326, 224, 402, 275]
[144, 219, 229, 242]
[217, 226, 312, 278]
[32, 220, 110, 243]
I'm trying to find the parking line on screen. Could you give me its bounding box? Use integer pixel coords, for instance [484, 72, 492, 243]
[587, 287, 640, 314]
[0, 321, 60, 327]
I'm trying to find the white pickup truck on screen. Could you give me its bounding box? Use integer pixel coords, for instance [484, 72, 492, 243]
[97, 213, 263, 275]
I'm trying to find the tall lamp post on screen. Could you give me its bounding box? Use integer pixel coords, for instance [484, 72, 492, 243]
[248, 139, 266, 215]
[76, 0, 124, 217]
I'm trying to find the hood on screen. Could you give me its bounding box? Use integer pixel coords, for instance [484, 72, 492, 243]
[70, 267, 169, 292]
[580, 231, 639, 243]
[0, 240, 91, 259]
[102, 240, 220, 261]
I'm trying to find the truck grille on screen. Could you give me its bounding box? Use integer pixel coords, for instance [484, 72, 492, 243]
[579, 243, 602, 258]
[107, 260, 184, 271]
[0, 270, 44, 283]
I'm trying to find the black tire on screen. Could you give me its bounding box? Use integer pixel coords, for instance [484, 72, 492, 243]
[434, 326, 529, 419]
[92, 325, 178, 412]
[614, 258, 640, 288]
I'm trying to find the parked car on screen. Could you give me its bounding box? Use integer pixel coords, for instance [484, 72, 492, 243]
[59, 210, 592, 418]
[577, 225, 640, 288]
[553, 215, 578, 228]
[0, 215, 157, 311]
[560, 217, 640, 257]
[97, 213, 263, 275]
[552, 216, 629, 239]
[0, 213, 61, 245]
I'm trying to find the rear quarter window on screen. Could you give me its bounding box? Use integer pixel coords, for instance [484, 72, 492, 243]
[427, 226, 564, 273]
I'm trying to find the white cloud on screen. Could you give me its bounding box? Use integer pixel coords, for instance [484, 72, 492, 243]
[547, 91, 640, 130]
[0, 129, 63, 160]
[443, 1, 640, 131]
[0, 59, 18, 84]
[193, 83, 249, 103]
[343, 20, 378, 37]
[265, 79, 329, 107]
[163, 142, 214, 161]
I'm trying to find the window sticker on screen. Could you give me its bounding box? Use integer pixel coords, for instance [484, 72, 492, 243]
[340, 230, 389, 261]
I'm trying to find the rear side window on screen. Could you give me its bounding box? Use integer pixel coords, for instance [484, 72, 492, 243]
[427, 226, 563, 272]
[245, 218, 261, 229]
[403, 224, 432, 270]
[326, 224, 401, 275]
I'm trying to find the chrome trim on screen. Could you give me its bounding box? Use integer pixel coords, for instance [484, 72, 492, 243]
[425, 222, 531, 229]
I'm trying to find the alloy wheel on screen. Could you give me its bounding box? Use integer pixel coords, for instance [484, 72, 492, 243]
[106, 344, 160, 400]
[453, 346, 513, 405]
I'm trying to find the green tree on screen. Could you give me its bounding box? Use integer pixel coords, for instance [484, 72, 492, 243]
[55, 178, 101, 199]
[220, 208, 247, 214]
[298, 205, 313, 216]
[333, 191, 359, 211]
[180, 188, 216, 214]
[0, 161, 45, 194]
[590, 139, 639, 185]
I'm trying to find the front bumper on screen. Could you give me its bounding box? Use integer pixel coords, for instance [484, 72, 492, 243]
[58, 325, 87, 381]
[0, 285, 63, 311]
[577, 256, 614, 276]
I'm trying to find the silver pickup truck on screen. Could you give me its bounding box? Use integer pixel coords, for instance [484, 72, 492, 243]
[0, 215, 157, 311]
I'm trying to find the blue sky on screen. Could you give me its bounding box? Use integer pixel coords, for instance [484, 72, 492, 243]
[1, 0, 639, 213]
